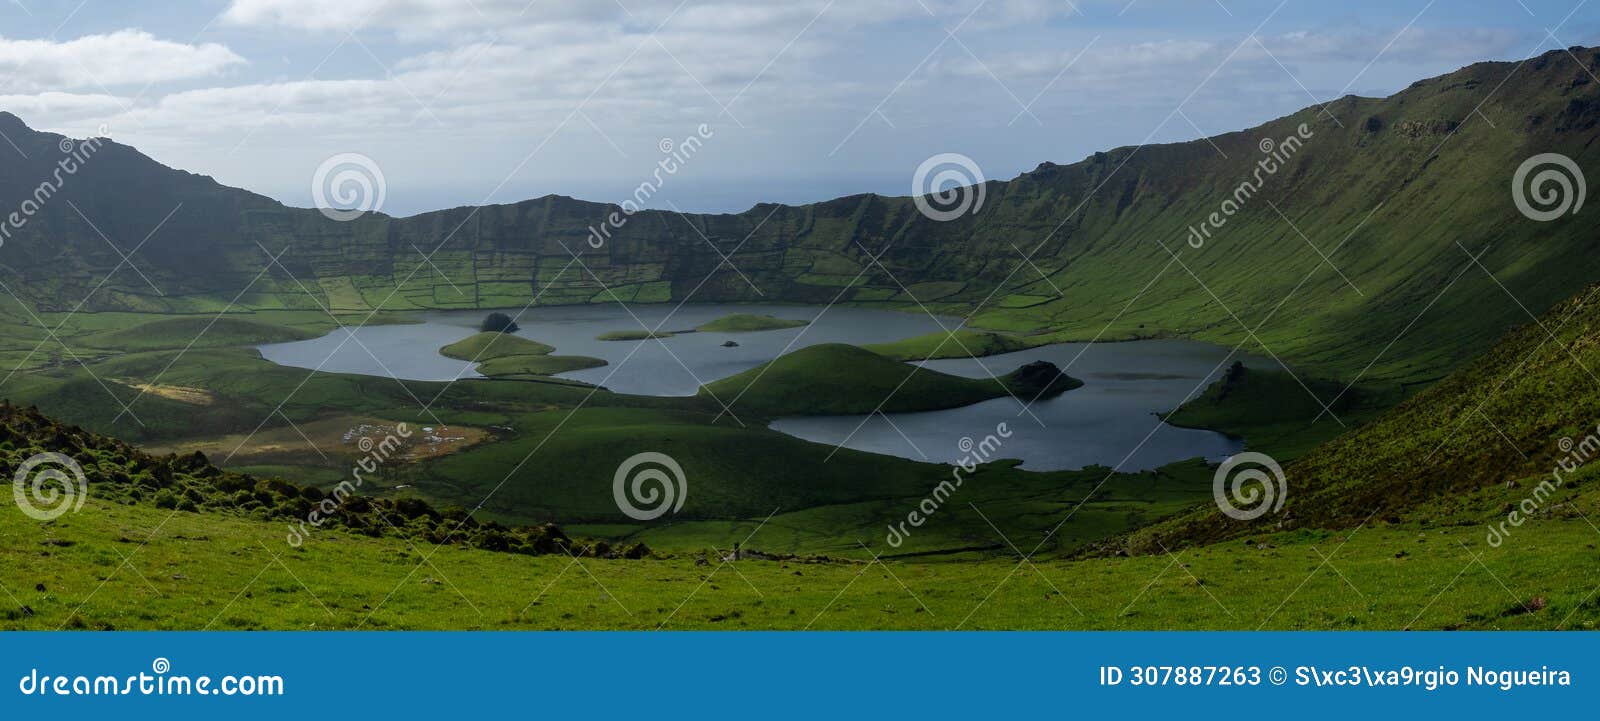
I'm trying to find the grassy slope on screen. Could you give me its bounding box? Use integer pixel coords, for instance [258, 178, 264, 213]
[698, 343, 1077, 415]
[1129, 282, 1600, 551]
[0, 402, 621, 559]
[7, 466, 1599, 630]
[694, 313, 808, 332]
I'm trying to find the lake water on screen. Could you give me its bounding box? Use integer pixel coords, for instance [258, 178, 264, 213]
[773, 341, 1256, 471]
[257, 305, 1261, 471]
[258, 304, 953, 394]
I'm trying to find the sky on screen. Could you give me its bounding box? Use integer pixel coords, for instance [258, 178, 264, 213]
[0, 0, 1594, 216]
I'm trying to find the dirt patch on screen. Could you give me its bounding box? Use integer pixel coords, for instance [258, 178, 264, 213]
[116, 379, 215, 405]
[343, 421, 490, 461]
[150, 416, 492, 465]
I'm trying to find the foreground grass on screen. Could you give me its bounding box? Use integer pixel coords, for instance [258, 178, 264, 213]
[6, 495, 1598, 631]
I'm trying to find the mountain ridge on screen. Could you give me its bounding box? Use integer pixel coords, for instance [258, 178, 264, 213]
[0, 47, 1596, 385]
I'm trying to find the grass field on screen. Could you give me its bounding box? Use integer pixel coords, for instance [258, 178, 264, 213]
[6, 476, 1597, 631]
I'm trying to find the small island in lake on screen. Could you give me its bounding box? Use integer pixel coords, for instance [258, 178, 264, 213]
[695, 313, 809, 333]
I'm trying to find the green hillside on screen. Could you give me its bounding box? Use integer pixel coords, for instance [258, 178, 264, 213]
[1127, 281, 1600, 551]
[0, 401, 633, 558]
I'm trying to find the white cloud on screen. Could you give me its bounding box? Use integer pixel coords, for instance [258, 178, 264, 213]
[217, 0, 1044, 38]
[223, 0, 713, 36]
[923, 25, 1523, 106]
[0, 30, 245, 93]
[1256, 27, 1522, 65]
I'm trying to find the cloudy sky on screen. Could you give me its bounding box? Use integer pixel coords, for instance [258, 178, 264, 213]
[0, 0, 1593, 216]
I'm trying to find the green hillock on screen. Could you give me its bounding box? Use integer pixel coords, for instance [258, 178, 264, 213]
[699, 343, 1078, 415]
[441, 332, 555, 360]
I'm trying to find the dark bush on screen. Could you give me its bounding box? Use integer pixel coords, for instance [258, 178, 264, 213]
[480, 312, 520, 333]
